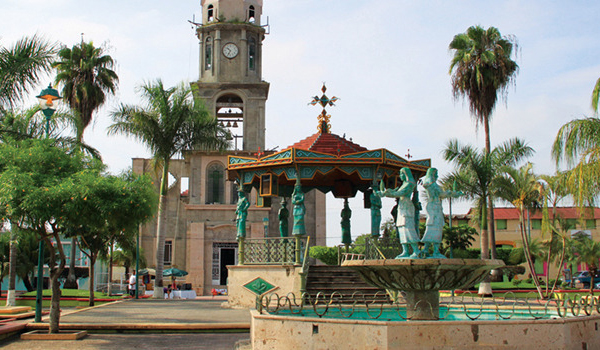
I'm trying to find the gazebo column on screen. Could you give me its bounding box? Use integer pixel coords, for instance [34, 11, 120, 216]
[341, 198, 352, 251]
[292, 177, 306, 264]
[370, 183, 382, 237]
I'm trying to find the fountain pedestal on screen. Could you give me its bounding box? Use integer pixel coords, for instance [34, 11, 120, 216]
[343, 258, 504, 320]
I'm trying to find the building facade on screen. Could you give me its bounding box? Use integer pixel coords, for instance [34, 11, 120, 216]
[134, 0, 326, 296]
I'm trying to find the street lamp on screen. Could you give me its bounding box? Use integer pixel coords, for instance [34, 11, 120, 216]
[34, 84, 61, 322]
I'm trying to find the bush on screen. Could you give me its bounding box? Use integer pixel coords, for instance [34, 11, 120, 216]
[512, 279, 523, 287]
[309, 246, 338, 265]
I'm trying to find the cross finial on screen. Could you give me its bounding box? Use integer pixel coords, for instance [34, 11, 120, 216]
[309, 83, 339, 134]
[405, 149, 412, 160]
[254, 147, 264, 160]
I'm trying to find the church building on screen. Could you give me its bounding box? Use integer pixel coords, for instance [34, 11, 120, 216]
[133, 0, 327, 296]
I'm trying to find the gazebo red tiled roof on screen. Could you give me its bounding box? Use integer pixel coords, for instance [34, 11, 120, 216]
[286, 132, 368, 156]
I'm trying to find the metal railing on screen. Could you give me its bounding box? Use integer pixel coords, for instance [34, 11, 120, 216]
[337, 236, 403, 264]
[238, 236, 308, 265]
[258, 291, 600, 321]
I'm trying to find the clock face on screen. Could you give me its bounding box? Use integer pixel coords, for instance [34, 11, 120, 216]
[222, 43, 239, 59]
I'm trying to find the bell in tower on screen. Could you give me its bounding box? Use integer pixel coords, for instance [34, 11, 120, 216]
[192, 0, 269, 152]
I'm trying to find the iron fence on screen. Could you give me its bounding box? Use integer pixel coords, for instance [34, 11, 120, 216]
[241, 236, 307, 265]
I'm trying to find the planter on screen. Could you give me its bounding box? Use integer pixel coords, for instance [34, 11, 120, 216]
[20, 330, 87, 340]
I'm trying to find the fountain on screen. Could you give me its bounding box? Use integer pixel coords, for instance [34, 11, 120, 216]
[249, 168, 600, 349]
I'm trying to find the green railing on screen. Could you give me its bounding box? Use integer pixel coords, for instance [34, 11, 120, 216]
[238, 236, 308, 265]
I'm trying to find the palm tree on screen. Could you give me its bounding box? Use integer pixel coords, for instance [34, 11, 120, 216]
[444, 137, 533, 295]
[573, 236, 600, 293]
[53, 40, 118, 289]
[592, 77, 600, 115]
[1, 35, 56, 306]
[449, 25, 519, 260]
[52, 40, 118, 142]
[108, 79, 229, 297]
[0, 35, 56, 110]
[495, 163, 546, 298]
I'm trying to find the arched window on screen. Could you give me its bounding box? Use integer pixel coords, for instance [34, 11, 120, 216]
[205, 37, 212, 70]
[248, 5, 255, 23]
[248, 37, 256, 71]
[206, 163, 225, 204]
[207, 4, 214, 22]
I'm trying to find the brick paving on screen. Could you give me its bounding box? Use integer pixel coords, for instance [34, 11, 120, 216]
[0, 297, 252, 350]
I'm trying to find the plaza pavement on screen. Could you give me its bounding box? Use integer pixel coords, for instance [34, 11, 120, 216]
[0, 296, 252, 350]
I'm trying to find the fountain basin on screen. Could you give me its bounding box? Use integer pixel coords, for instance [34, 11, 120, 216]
[343, 259, 505, 320]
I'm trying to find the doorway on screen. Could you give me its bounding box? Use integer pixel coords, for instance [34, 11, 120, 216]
[220, 248, 236, 285]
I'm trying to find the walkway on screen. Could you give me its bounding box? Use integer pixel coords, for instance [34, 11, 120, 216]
[0, 297, 252, 350]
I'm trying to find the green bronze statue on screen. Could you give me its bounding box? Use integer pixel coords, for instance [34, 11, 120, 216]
[292, 178, 306, 236]
[379, 167, 420, 258]
[421, 168, 462, 258]
[370, 188, 382, 237]
[235, 189, 250, 238]
[341, 198, 352, 245]
[278, 197, 289, 237]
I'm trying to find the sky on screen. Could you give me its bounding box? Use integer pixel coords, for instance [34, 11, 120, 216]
[2, 0, 600, 245]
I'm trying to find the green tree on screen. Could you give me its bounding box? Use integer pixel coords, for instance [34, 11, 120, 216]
[443, 138, 533, 259]
[108, 80, 229, 297]
[573, 236, 600, 293]
[0, 138, 91, 333]
[441, 224, 478, 254]
[1, 35, 56, 307]
[53, 40, 118, 289]
[494, 163, 545, 297]
[52, 40, 118, 142]
[592, 77, 600, 115]
[0, 35, 56, 110]
[449, 25, 519, 261]
[65, 171, 155, 306]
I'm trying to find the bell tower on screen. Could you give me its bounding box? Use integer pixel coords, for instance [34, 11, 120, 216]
[193, 0, 269, 152]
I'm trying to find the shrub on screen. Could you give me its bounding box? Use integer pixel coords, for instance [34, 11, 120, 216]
[309, 246, 338, 265]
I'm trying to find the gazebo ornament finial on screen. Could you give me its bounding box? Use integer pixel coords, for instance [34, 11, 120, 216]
[309, 83, 339, 134]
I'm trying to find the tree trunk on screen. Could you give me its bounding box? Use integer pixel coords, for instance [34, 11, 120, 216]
[88, 256, 96, 307]
[519, 210, 543, 298]
[108, 241, 113, 296]
[478, 203, 492, 296]
[63, 238, 78, 289]
[6, 230, 17, 306]
[153, 162, 170, 299]
[488, 196, 497, 259]
[49, 270, 62, 333]
[23, 274, 34, 292]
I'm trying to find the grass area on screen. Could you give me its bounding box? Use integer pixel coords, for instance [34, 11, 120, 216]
[19, 288, 123, 299]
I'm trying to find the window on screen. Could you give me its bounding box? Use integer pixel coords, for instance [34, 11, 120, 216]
[164, 240, 172, 265]
[248, 5, 256, 23]
[205, 37, 212, 70]
[206, 163, 225, 204]
[230, 182, 239, 204]
[586, 219, 596, 229]
[531, 219, 542, 230]
[457, 219, 469, 226]
[496, 219, 507, 230]
[207, 4, 214, 22]
[248, 37, 256, 71]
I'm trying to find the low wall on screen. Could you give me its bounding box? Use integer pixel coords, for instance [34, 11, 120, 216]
[251, 310, 600, 350]
[227, 265, 303, 308]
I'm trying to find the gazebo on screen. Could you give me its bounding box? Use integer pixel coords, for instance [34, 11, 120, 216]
[227, 85, 431, 248]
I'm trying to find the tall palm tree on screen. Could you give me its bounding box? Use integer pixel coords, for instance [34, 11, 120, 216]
[53, 40, 118, 289]
[0, 35, 56, 110]
[1, 35, 56, 306]
[592, 77, 600, 115]
[444, 137, 533, 295]
[108, 79, 229, 297]
[52, 40, 118, 142]
[495, 163, 545, 298]
[449, 25, 519, 260]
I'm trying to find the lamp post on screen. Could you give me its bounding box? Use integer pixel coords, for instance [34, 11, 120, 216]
[34, 84, 61, 322]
